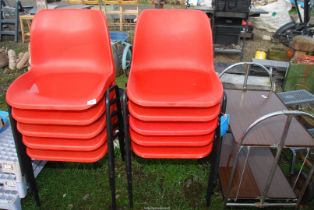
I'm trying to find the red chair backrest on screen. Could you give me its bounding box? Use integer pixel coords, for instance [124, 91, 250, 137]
[30, 9, 114, 75]
[131, 9, 214, 73]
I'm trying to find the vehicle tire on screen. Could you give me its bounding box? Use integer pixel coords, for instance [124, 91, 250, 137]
[273, 21, 298, 47]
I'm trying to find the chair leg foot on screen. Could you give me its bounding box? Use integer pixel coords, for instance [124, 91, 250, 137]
[107, 135, 116, 210]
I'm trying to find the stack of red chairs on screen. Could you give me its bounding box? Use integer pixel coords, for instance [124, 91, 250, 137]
[123, 9, 224, 207]
[6, 9, 122, 209]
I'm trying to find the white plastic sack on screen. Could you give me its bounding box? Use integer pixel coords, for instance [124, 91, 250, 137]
[199, 0, 212, 7]
[252, 0, 292, 33]
[188, 0, 198, 6]
[296, 4, 304, 23]
[188, 0, 212, 6]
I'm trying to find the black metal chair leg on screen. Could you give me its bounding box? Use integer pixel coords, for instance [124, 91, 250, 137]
[206, 93, 226, 207]
[122, 92, 133, 208]
[8, 106, 40, 206]
[106, 91, 116, 210]
[206, 128, 221, 207]
[212, 129, 222, 187]
[114, 86, 126, 161]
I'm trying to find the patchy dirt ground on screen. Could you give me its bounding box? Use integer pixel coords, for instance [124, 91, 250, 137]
[215, 28, 287, 63]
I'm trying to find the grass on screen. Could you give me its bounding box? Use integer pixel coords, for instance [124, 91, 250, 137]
[0, 41, 28, 110]
[21, 153, 225, 210]
[0, 69, 26, 109]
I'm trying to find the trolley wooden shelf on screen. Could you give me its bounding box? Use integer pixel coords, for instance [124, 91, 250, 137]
[220, 135, 297, 201]
[225, 89, 314, 147]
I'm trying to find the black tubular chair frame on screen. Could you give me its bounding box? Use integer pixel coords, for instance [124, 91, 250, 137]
[7, 84, 124, 210]
[122, 90, 227, 208]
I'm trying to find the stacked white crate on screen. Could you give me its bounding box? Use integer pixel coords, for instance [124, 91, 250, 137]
[0, 125, 46, 210]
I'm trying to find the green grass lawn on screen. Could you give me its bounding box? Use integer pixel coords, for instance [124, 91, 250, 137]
[21, 153, 224, 210]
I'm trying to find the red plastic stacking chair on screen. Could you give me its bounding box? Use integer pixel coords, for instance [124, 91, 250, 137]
[26, 145, 108, 162]
[131, 142, 213, 159]
[129, 115, 217, 136]
[127, 10, 223, 108]
[130, 129, 214, 147]
[6, 10, 115, 111]
[12, 99, 106, 125]
[124, 93, 225, 208]
[128, 101, 221, 122]
[12, 92, 117, 125]
[12, 96, 117, 130]
[17, 115, 118, 139]
[6, 10, 124, 210]
[122, 9, 226, 208]
[16, 114, 118, 138]
[22, 129, 107, 151]
[17, 114, 106, 139]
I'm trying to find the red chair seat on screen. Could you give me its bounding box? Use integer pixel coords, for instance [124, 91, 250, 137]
[127, 70, 223, 108]
[26, 144, 108, 162]
[7, 71, 112, 111]
[128, 100, 220, 122]
[129, 116, 218, 136]
[22, 129, 107, 151]
[131, 142, 213, 159]
[12, 99, 105, 125]
[130, 128, 215, 147]
[17, 115, 106, 139]
[127, 10, 223, 108]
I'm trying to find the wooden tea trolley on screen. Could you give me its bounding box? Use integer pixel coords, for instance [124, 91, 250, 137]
[218, 62, 314, 208]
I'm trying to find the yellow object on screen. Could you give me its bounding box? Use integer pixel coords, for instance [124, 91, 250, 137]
[81, 0, 138, 5]
[0, 118, 4, 129]
[82, 0, 98, 4]
[255, 50, 267, 60]
[67, 0, 84, 4]
[20, 15, 34, 43]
